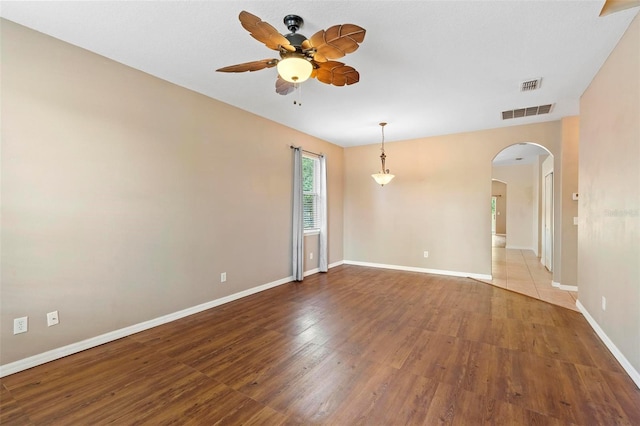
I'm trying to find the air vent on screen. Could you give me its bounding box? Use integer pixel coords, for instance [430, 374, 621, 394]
[521, 78, 541, 92]
[502, 104, 553, 120]
[537, 104, 552, 114]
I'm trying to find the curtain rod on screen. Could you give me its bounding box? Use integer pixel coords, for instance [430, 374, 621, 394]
[290, 145, 323, 157]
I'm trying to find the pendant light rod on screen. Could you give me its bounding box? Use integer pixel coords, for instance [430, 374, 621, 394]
[371, 121, 395, 186]
[379, 122, 388, 173]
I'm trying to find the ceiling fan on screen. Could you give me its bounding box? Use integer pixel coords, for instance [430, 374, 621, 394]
[216, 11, 366, 96]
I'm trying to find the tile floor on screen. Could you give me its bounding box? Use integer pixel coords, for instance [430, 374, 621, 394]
[483, 247, 579, 311]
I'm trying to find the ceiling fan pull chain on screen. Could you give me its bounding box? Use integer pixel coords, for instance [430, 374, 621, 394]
[293, 82, 302, 106]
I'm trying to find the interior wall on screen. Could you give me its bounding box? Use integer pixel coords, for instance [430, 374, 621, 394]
[531, 154, 541, 257]
[492, 163, 536, 250]
[491, 180, 507, 235]
[579, 14, 639, 374]
[560, 117, 579, 287]
[1, 20, 344, 365]
[343, 121, 562, 277]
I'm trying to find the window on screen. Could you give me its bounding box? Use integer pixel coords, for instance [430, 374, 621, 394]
[302, 155, 320, 231]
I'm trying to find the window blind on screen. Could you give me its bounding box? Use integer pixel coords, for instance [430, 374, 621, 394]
[302, 156, 320, 229]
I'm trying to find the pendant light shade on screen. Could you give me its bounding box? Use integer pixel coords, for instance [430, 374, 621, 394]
[371, 122, 395, 186]
[371, 172, 395, 186]
[277, 56, 313, 83]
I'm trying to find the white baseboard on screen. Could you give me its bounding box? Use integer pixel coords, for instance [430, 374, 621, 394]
[505, 245, 535, 251]
[343, 260, 492, 281]
[0, 262, 347, 378]
[329, 260, 344, 269]
[1, 275, 289, 377]
[552, 281, 578, 291]
[559, 284, 578, 291]
[303, 260, 344, 277]
[304, 268, 320, 277]
[576, 300, 640, 388]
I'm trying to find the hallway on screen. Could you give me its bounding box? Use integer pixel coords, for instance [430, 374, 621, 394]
[484, 247, 579, 311]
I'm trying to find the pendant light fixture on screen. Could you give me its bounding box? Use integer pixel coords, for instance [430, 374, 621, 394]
[371, 122, 395, 186]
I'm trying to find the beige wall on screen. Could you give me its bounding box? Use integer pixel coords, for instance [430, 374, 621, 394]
[560, 117, 579, 286]
[1, 20, 343, 364]
[492, 163, 536, 250]
[491, 180, 507, 235]
[531, 154, 541, 256]
[579, 14, 639, 374]
[344, 121, 563, 277]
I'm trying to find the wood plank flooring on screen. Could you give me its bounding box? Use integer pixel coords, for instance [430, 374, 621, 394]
[2, 265, 639, 425]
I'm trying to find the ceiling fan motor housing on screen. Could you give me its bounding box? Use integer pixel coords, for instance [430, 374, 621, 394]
[284, 33, 308, 49]
[283, 15, 308, 51]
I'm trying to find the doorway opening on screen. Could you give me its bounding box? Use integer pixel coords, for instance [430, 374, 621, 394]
[491, 180, 507, 248]
[491, 143, 553, 277]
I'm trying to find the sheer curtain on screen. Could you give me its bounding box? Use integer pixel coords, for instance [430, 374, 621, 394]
[292, 148, 304, 281]
[318, 155, 328, 272]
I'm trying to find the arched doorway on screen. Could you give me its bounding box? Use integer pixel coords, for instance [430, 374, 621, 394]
[491, 143, 553, 279]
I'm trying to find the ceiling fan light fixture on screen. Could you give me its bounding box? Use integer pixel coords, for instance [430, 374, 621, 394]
[277, 57, 313, 83]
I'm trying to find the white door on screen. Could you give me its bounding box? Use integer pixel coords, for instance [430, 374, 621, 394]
[543, 172, 553, 271]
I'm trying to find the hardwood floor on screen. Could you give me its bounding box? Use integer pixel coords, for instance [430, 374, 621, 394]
[2, 265, 639, 424]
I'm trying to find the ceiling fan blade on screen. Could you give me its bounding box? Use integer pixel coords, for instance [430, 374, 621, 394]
[275, 77, 296, 96]
[239, 11, 295, 52]
[307, 24, 366, 61]
[314, 61, 360, 86]
[216, 59, 278, 73]
[599, 0, 640, 16]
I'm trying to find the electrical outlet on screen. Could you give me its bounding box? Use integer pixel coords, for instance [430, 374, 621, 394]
[14, 317, 28, 334]
[47, 311, 60, 327]
[221, 272, 227, 283]
[309, 252, 313, 260]
[424, 251, 429, 258]
[602, 296, 606, 311]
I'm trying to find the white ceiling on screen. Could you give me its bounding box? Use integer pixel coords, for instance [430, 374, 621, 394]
[1, 1, 638, 148]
